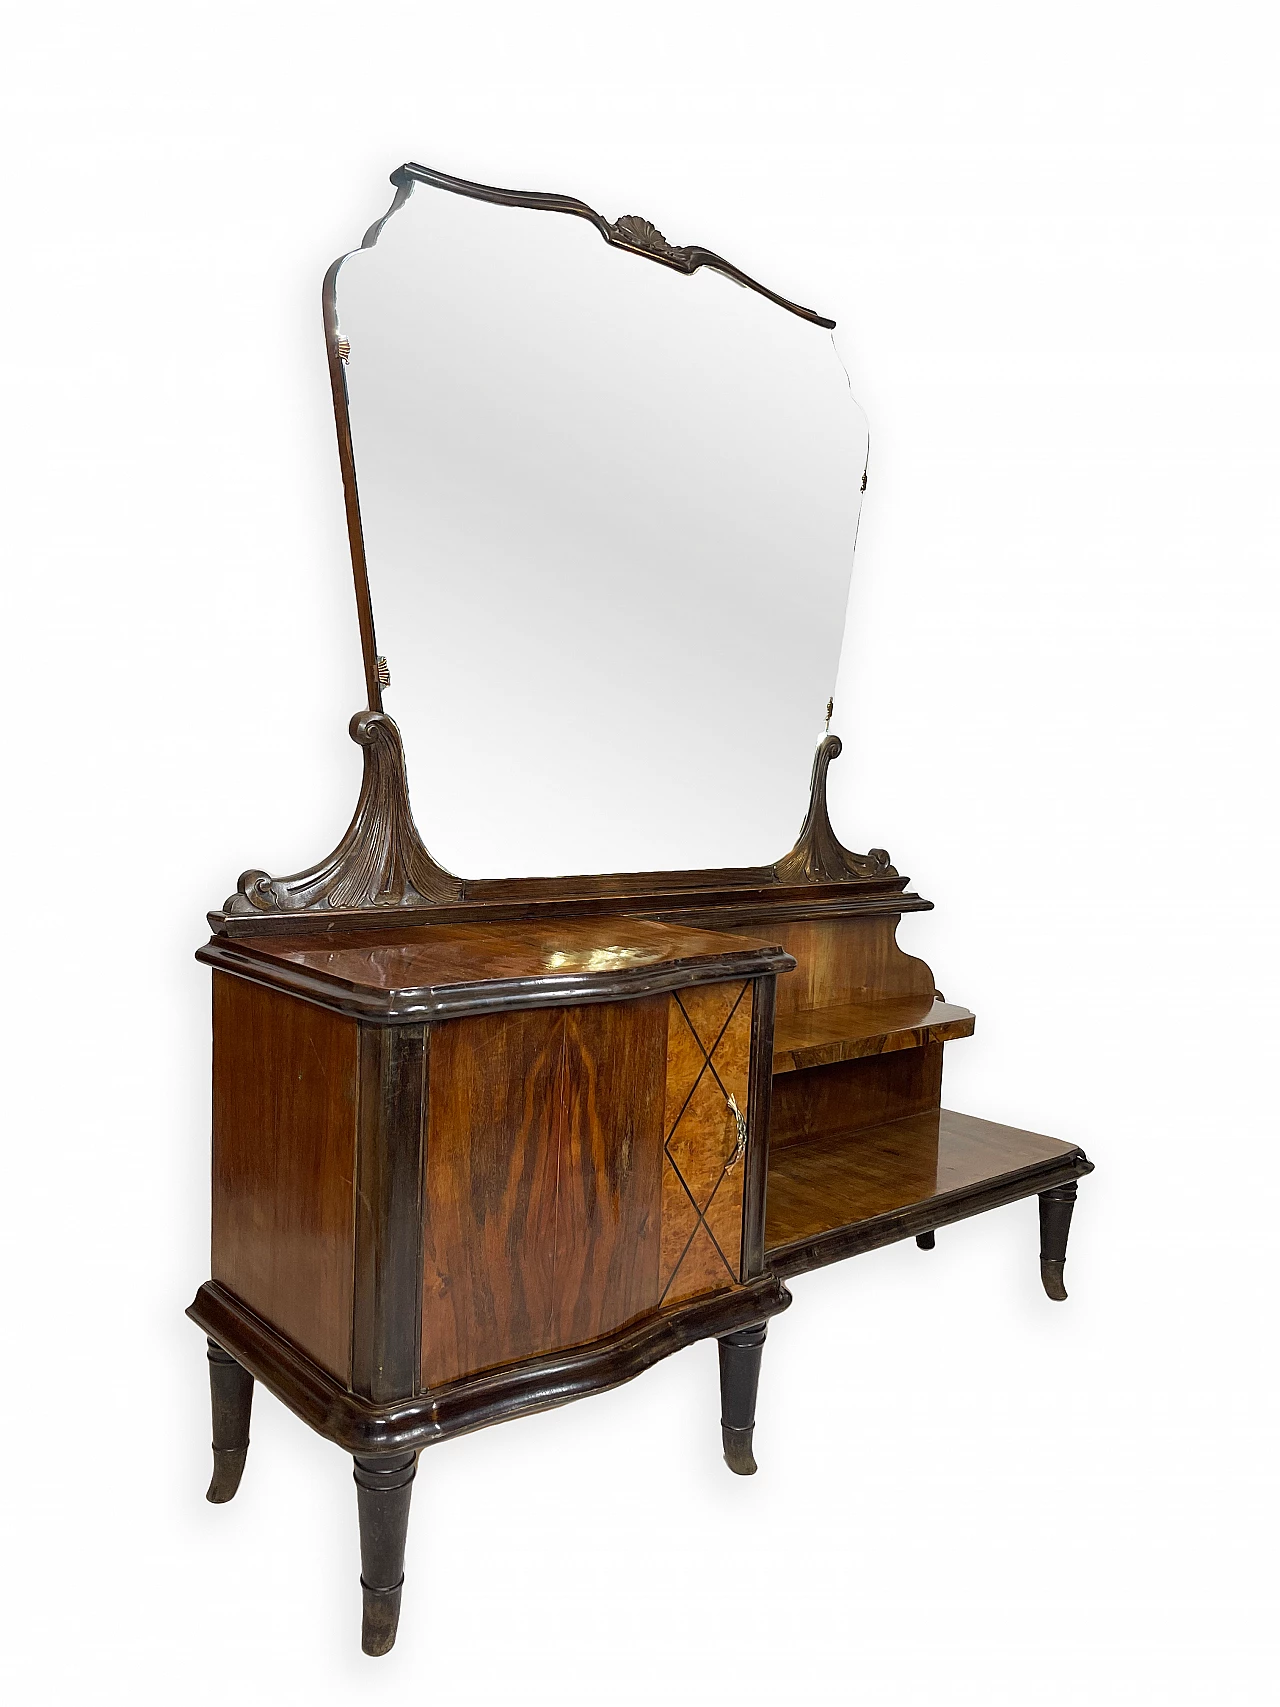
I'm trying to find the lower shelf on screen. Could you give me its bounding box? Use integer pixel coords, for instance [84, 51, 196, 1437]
[765, 1108, 1090, 1279]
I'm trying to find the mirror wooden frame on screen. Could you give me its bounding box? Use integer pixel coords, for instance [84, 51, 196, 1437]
[211, 161, 899, 937]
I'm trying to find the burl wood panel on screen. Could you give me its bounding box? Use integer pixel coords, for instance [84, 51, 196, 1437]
[765, 1108, 1084, 1252]
[772, 996, 974, 1074]
[769, 1043, 945, 1150]
[420, 998, 667, 1389]
[770, 915, 936, 1018]
[660, 983, 753, 1305]
[211, 973, 358, 1383]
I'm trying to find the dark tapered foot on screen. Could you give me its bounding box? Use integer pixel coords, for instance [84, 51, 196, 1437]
[1039, 1181, 1079, 1301]
[354, 1451, 416, 1656]
[916, 1230, 935, 1250]
[206, 1338, 253, 1503]
[718, 1323, 767, 1476]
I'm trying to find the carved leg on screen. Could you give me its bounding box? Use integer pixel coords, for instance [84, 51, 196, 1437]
[916, 1230, 935, 1250]
[718, 1323, 767, 1476]
[353, 1451, 417, 1656]
[206, 1338, 253, 1504]
[1039, 1181, 1079, 1301]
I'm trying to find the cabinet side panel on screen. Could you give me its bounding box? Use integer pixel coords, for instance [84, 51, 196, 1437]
[421, 1009, 563, 1389]
[554, 998, 667, 1347]
[211, 973, 358, 1383]
[770, 1042, 944, 1149]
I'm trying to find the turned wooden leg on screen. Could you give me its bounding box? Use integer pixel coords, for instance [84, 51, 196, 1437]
[916, 1230, 935, 1250]
[718, 1323, 767, 1476]
[353, 1451, 416, 1656]
[1039, 1181, 1079, 1301]
[206, 1338, 253, 1504]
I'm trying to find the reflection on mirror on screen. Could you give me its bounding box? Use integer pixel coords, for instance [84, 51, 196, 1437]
[332, 173, 869, 878]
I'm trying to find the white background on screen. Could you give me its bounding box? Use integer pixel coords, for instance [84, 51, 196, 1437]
[3, 4, 1277, 1703]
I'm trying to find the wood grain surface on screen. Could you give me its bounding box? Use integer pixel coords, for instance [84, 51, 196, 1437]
[554, 1000, 667, 1347]
[769, 1043, 945, 1149]
[420, 1008, 564, 1388]
[660, 984, 753, 1304]
[772, 995, 974, 1073]
[765, 1107, 1083, 1252]
[769, 915, 936, 1017]
[211, 973, 359, 1382]
[225, 916, 784, 1002]
[420, 983, 752, 1386]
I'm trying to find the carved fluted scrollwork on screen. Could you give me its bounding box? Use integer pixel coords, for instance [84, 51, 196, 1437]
[773, 735, 896, 884]
[224, 711, 462, 916]
[607, 214, 697, 267]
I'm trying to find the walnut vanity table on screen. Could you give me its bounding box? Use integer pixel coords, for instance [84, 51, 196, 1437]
[190, 162, 1093, 1655]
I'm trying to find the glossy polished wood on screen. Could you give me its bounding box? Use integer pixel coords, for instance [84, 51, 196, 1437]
[557, 1001, 669, 1343]
[421, 998, 672, 1387]
[660, 983, 753, 1305]
[772, 995, 974, 1074]
[421, 985, 753, 1388]
[201, 916, 794, 1023]
[353, 1025, 428, 1401]
[421, 1007, 563, 1388]
[211, 974, 358, 1382]
[765, 1108, 1092, 1275]
[770, 914, 935, 1017]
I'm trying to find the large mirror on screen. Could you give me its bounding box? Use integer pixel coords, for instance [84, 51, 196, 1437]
[330, 167, 869, 879]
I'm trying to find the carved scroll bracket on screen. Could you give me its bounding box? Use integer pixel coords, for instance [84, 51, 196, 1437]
[773, 736, 896, 884]
[224, 711, 462, 917]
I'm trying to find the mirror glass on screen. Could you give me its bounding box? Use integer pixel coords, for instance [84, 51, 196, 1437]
[334, 178, 869, 878]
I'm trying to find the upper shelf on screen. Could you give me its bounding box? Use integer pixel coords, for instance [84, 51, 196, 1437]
[772, 995, 974, 1074]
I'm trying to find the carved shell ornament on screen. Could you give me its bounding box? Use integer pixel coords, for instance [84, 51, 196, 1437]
[608, 214, 696, 267]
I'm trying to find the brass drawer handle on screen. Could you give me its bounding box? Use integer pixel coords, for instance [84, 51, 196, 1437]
[726, 1094, 748, 1171]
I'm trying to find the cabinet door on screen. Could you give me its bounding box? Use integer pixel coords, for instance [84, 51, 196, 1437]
[420, 984, 752, 1390]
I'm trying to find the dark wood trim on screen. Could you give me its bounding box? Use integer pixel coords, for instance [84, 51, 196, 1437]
[352, 1451, 416, 1656]
[740, 975, 777, 1281]
[321, 182, 416, 712]
[211, 884, 931, 941]
[205, 1339, 254, 1504]
[197, 936, 797, 1026]
[188, 1274, 791, 1456]
[717, 1323, 767, 1476]
[393, 161, 837, 330]
[223, 712, 461, 919]
[766, 1151, 1095, 1280]
[352, 1026, 428, 1400]
[1039, 1180, 1080, 1301]
[774, 736, 894, 883]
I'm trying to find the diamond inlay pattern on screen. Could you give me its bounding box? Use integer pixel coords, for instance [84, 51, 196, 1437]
[659, 981, 753, 1305]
